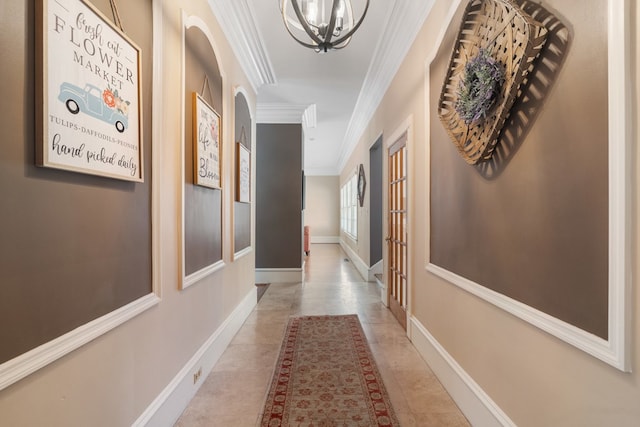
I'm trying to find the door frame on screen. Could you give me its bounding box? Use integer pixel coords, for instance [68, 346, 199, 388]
[384, 115, 414, 333]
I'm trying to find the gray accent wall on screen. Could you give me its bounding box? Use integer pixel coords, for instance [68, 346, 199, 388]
[256, 124, 303, 269]
[183, 26, 224, 275]
[0, 0, 153, 364]
[369, 136, 383, 265]
[429, 0, 608, 338]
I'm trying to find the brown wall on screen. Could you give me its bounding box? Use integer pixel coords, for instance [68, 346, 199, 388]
[429, 0, 609, 338]
[184, 26, 223, 274]
[0, 0, 153, 364]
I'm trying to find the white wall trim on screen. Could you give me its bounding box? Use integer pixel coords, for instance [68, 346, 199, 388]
[132, 288, 257, 427]
[374, 273, 388, 307]
[310, 236, 339, 244]
[0, 294, 160, 391]
[207, 0, 276, 92]
[368, 259, 382, 282]
[255, 268, 304, 283]
[256, 103, 308, 124]
[151, 0, 164, 301]
[409, 316, 515, 427]
[233, 85, 256, 121]
[304, 167, 339, 176]
[180, 13, 229, 290]
[424, 0, 631, 371]
[339, 240, 369, 282]
[183, 260, 226, 289]
[337, 0, 435, 171]
[233, 246, 253, 261]
[232, 86, 257, 259]
[606, 0, 632, 372]
[302, 104, 317, 130]
[427, 264, 620, 367]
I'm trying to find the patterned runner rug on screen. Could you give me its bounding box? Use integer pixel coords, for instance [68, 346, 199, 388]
[260, 315, 400, 426]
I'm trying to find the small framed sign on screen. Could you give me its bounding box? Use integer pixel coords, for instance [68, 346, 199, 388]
[236, 142, 250, 203]
[192, 93, 221, 189]
[36, 0, 143, 181]
[357, 163, 366, 207]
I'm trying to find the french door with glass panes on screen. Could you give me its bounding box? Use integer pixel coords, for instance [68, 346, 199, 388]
[387, 133, 408, 330]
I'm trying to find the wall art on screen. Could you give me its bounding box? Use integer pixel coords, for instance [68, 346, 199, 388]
[357, 163, 366, 207]
[192, 92, 221, 189]
[236, 141, 250, 203]
[438, 0, 547, 165]
[36, 0, 143, 181]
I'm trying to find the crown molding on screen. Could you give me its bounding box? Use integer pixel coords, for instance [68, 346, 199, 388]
[207, 0, 277, 92]
[302, 104, 317, 129]
[257, 103, 308, 123]
[304, 166, 339, 176]
[337, 0, 435, 170]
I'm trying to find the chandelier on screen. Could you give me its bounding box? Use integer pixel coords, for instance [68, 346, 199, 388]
[280, 0, 370, 53]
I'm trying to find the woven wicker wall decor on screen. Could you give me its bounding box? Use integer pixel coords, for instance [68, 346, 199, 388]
[438, 0, 548, 165]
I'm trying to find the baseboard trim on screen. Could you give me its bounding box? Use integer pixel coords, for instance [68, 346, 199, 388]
[133, 288, 257, 427]
[338, 240, 373, 282]
[409, 316, 515, 427]
[339, 240, 368, 280]
[368, 259, 382, 281]
[374, 274, 388, 307]
[310, 236, 339, 244]
[255, 268, 303, 283]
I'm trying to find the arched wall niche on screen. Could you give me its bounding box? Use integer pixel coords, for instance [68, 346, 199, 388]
[233, 88, 252, 256]
[181, 16, 226, 287]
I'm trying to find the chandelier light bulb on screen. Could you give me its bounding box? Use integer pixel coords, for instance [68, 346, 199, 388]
[303, 0, 318, 26]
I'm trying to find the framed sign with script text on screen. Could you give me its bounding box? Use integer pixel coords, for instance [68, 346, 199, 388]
[192, 93, 221, 189]
[236, 142, 250, 203]
[36, 0, 143, 182]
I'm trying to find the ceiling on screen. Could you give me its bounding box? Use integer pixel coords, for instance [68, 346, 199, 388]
[210, 0, 435, 175]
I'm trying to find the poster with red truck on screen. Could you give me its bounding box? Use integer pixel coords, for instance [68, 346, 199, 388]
[36, 0, 143, 182]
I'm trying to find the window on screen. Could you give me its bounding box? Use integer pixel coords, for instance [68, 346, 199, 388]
[340, 172, 358, 240]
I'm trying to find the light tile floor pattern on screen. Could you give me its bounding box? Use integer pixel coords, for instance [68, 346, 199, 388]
[175, 244, 469, 426]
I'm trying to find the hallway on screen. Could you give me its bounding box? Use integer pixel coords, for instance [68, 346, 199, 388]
[176, 244, 469, 426]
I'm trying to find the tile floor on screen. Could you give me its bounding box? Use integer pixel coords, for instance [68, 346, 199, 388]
[175, 244, 469, 426]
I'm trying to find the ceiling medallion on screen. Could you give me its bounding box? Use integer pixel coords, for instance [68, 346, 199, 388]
[280, 0, 370, 53]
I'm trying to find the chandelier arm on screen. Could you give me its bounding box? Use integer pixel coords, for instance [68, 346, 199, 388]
[331, 37, 352, 50]
[281, 14, 325, 49]
[329, 0, 369, 46]
[289, 0, 325, 45]
[284, 26, 326, 49]
[322, 0, 343, 47]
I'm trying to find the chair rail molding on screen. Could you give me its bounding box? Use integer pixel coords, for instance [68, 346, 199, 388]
[424, 0, 632, 372]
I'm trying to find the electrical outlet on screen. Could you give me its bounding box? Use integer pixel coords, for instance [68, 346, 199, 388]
[193, 368, 202, 384]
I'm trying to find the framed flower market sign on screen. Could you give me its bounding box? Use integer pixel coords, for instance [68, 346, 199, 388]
[36, 0, 143, 182]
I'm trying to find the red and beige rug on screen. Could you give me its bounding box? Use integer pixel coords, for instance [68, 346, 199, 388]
[260, 315, 400, 427]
